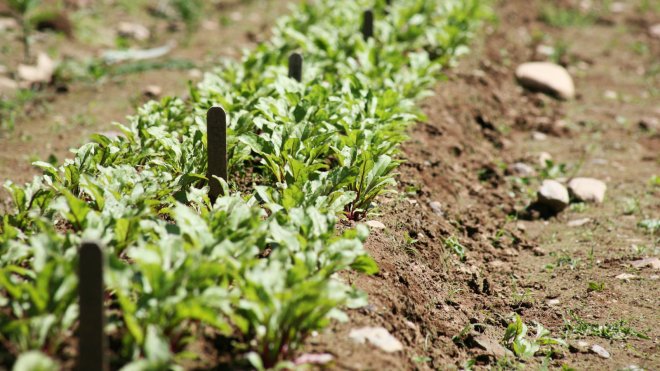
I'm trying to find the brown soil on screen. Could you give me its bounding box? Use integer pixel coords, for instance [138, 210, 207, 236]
[1, 0, 658, 370]
[301, 0, 659, 370]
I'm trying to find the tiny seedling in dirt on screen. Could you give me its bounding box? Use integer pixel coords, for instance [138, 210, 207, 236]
[444, 236, 466, 261]
[587, 281, 605, 292]
[649, 175, 660, 187]
[549, 251, 581, 270]
[538, 159, 568, 180]
[637, 219, 659, 234]
[502, 315, 566, 359]
[402, 231, 419, 256]
[563, 312, 649, 340]
[621, 197, 641, 215]
[569, 202, 587, 213]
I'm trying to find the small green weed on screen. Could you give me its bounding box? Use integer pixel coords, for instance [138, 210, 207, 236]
[503, 315, 566, 359]
[564, 312, 649, 340]
[587, 281, 605, 292]
[638, 219, 659, 233]
[444, 236, 466, 261]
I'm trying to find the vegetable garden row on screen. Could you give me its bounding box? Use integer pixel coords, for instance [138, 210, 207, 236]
[0, 0, 487, 369]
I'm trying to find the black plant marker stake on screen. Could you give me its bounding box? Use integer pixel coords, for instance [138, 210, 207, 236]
[77, 241, 108, 371]
[362, 9, 374, 40]
[288, 52, 303, 82]
[207, 106, 228, 202]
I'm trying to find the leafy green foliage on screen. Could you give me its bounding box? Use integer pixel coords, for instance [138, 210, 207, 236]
[503, 315, 566, 359]
[0, 0, 487, 368]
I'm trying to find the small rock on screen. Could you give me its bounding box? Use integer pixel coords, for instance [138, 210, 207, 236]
[536, 44, 555, 57]
[294, 353, 334, 366]
[510, 162, 536, 177]
[568, 178, 606, 203]
[473, 335, 509, 358]
[117, 22, 150, 41]
[428, 201, 443, 216]
[404, 320, 417, 330]
[615, 273, 638, 281]
[569, 340, 590, 353]
[366, 220, 386, 230]
[516, 222, 527, 231]
[547, 298, 560, 306]
[567, 218, 591, 227]
[590, 344, 610, 359]
[349, 327, 403, 353]
[532, 131, 547, 141]
[539, 152, 553, 167]
[516, 62, 575, 100]
[651, 24, 660, 39]
[604, 90, 618, 100]
[143, 84, 162, 98]
[0, 17, 19, 32]
[537, 180, 570, 212]
[630, 257, 660, 270]
[0, 65, 8, 75]
[18, 53, 57, 84]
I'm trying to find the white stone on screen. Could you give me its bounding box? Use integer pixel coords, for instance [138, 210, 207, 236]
[366, 220, 385, 230]
[567, 218, 591, 227]
[516, 62, 575, 100]
[590, 344, 610, 359]
[651, 24, 660, 39]
[568, 178, 607, 203]
[604, 90, 618, 100]
[547, 299, 560, 306]
[615, 273, 638, 281]
[117, 22, 150, 41]
[18, 53, 57, 84]
[537, 180, 570, 212]
[294, 353, 334, 365]
[631, 257, 660, 270]
[532, 131, 548, 141]
[428, 201, 443, 216]
[536, 44, 555, 57]
[349, 327, 403, 353]
[511, 162, 535, 177]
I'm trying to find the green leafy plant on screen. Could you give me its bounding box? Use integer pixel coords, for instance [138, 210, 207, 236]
[587, 281, 605, 292]
[503, 315, 566, 359]
[0, 0, 488, 367]
[444, 236, 466, 261]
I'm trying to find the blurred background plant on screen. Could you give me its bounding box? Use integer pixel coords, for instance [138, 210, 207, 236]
[5, 0, 42, 61]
